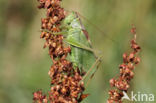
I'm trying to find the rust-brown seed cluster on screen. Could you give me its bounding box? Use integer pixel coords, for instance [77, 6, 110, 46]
[107, 26, 141, 103]
[33, 0, 86, 103]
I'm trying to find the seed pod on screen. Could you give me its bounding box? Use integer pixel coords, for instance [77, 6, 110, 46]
[128, 63, 134, 70]
[53, 16, 58, 22]
[78, 94, 89, 102]
[40, 32, 46, 38]
[129, 53, 134, 62]
[110, 78, 116, 87]
[61, 87, 67, 94]
[119, 64, 126, 69]
[123, 53, 128, 63]
[45, 0, 51, 8]
[134, 57, 140, 64]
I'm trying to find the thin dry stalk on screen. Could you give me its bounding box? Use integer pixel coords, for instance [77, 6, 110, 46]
[107, 26, 141, 103]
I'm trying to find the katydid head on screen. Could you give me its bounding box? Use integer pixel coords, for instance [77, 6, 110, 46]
[62, 12, 82, 29]
[62, 11, 77, 25]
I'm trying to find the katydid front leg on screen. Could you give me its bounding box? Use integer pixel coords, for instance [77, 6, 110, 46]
[41, 29, 68, 35]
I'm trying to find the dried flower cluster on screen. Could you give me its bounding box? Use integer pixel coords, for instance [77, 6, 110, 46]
[33, 0, 86, 103]
[107, 26, 141, 103]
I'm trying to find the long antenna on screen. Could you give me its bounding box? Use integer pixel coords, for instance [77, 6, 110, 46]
[76, 12, 118, 44]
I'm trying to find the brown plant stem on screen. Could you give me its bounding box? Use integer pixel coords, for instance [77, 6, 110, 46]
[107, 26, 141, 103]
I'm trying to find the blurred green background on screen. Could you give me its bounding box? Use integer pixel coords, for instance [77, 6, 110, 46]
[0, 0, 156, 103]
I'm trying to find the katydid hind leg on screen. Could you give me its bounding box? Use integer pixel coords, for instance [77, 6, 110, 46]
[86, 59, 101, 87]
[82, 55, 102, 82]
